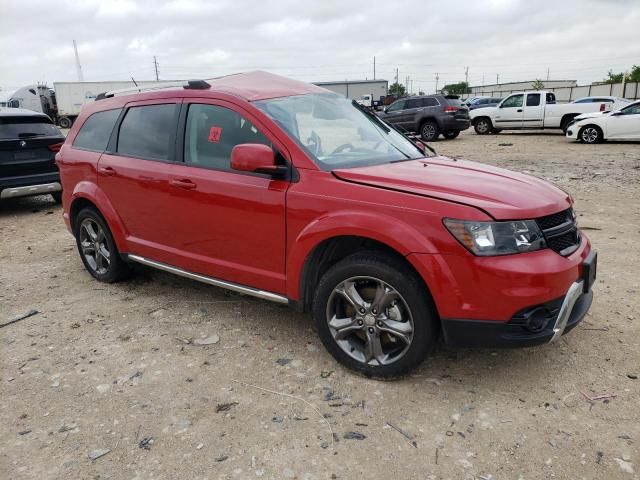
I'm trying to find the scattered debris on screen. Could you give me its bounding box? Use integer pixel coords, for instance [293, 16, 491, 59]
[275, 358, 292, 366]
[272, 416, 284, 423]
[581, 391, 617, 402]
[435, 447, 439, 465]
[18, 429, 32, 435]
[215, 402, 238, 413]
[618, 433, 632, 440]
[498, 143, 513, 146]
[1, 309, 39, 329]
[627, 374, 638, 380]
[196, 443, 204, 450]
[231, 379, 334, 446]
[343, 431, 366, 440]
[193, 335, 220, 346]
[580, 226, 603, 231]
[596, 451, 603, 464]
[614, 457, 634, 474]
[88, 448, 111, 461]
[138, 437, 154, 450]
[214, 454, 228, 462]
[58, 424, 76, 433]
[324, 390, 341, 401]
[386, 422, 417, 448]
[320, 371, 334, 378]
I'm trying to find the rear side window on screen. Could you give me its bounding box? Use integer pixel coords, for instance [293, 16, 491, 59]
[422, 97, 439, 107]
[405, 99, 422, 109]
[0, 116, 61, 140]
[546, 93, 556, 104]
[184, 104, 271, 172]
[73, 109, 121, 152]
[526, 94, 541, 106]
[117, 104, 177, 161]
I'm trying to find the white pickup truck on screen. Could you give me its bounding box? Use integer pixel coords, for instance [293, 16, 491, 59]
[469, 91, 612, 135]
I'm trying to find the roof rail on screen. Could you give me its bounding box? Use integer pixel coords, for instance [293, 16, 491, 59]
[96, 79, 210, 100]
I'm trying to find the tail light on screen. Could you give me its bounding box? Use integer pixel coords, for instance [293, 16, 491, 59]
[443, 106, 459, 113]
[599, 103, 606, 112]
[48, 142, 63, 152]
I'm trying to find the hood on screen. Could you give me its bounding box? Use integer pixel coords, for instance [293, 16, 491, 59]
[469, 106, 498, 119]
[574, 111, 609, 121]
[333, 157, 572, 220]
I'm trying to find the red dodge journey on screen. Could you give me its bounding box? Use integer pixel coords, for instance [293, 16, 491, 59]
[56, 72, 597, 377]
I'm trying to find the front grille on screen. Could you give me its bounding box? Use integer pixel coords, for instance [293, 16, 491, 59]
[536, 208, 580, 256]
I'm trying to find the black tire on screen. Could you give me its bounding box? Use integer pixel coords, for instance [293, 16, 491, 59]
[442, 130, 460, 140]
[58, 116, 73, 129]
[561, 115, 576, 134]
[51, 192, 62, 204]
[74, 207, 130, 283]
[473, 117, 492, 135]
[313, 252, 438, 378]
[490, 128, 502, 134]
[578, 125, 603, 144]
[420, 120, 439, 141]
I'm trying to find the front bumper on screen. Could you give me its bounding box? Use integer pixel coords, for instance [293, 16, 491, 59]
[566, 124, 581, 140]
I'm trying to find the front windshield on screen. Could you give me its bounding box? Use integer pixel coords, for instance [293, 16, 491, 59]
[255, 93, 426, 170]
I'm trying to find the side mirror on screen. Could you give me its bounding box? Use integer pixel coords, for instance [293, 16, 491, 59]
[231, 144, 288, 178]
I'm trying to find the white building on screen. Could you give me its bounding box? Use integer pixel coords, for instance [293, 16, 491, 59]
[313, 80, 388, 100]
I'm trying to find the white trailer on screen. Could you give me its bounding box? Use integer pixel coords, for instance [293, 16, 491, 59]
[53, 80, 166, 128]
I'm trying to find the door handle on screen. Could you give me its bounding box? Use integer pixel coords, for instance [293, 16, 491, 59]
[517, 109, 523, 112]
[170, 179, 197, 190]
[98, 166, 116, 176]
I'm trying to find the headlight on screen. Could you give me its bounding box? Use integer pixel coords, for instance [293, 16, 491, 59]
[444, 219, 546, 256]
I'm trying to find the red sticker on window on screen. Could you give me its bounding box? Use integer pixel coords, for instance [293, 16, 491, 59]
[208, 126, 222, 143]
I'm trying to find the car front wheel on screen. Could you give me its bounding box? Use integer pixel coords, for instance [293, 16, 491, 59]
[74, 207, 130, 283]
[579, 125, 603, 144]
[474, 118, 492, 134]
[313, 253, 438, 378]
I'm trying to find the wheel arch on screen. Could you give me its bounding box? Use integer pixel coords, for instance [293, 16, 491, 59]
[69, 182, 128, 251]
[293, 233, 435, 314]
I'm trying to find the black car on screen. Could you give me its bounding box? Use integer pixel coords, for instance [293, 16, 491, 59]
[0, 108, 64, 203]
[377, 94, 470, 141]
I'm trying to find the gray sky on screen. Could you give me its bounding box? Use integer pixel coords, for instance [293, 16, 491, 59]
[1, 0, 638, 92]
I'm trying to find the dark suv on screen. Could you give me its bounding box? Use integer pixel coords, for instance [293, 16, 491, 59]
[1, 108, 65, 202]
[378, 94, 470, 141]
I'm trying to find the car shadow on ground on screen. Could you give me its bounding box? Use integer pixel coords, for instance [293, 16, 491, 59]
[0, 194, 60, 216]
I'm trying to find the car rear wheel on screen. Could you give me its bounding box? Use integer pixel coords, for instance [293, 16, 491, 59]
[442, 131, 460, 140]
[474, 118, 492, 135]
[579, 125, 603, 144]
[74, 207, 130, 283]
[313, 253, 438, 378]
[420, 121, 439, 141]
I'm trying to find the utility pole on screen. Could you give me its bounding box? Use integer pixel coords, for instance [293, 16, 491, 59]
[73, 40, 83, 82]
[546, 67, 550, 81]
[405, 75, 409, 94]
[395, 67, 399, 85]
[465, 66, 469, 86]
[435, 73, 439, 94]
[153, 56, 160, 81]
[496, 73, 499, 85]
[373, 56, 376, 80]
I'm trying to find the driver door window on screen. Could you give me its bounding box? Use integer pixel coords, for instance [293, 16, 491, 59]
[183, 104, 271, 172]
[501, 95, 523, 108]
[386, 101, 405, 112]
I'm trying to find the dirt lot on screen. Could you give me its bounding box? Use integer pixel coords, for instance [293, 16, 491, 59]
[1, 130, 639, 480]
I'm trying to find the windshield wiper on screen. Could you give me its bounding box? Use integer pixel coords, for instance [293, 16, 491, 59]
[388, 121, 437, 156]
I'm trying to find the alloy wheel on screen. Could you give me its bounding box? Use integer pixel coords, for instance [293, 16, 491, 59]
[581, 127, 599, 143]
[326, 276, 414, 366]
[476, 120, 489, 134]
[79, 218, 111, 275]
[421, 123, 437, 140]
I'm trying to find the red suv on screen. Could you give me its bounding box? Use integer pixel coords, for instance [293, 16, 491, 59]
[57, 72, 597, 378]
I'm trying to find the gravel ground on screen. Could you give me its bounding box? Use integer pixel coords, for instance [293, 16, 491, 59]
[1, 129, 639, 480]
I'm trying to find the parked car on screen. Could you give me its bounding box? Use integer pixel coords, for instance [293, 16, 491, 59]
[56, 72, 596, 378]
[470, 91, 613, 134]
[566, 100, 640, 143]
[377, 94, 470, 141]
[0, 107, 64, 202]
[572, 96, 630, 110]
[468, 97, 502, 110]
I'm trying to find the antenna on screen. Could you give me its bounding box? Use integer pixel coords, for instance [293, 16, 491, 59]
[153, 56, 160, 81]
[73, 40, 84, 82]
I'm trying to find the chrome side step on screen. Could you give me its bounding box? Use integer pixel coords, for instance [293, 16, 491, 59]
[0, 182, 61, 199]
[127, 254, 289, 304]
